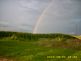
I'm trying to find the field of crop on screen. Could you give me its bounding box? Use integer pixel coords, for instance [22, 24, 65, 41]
[0, 31, 81, 61]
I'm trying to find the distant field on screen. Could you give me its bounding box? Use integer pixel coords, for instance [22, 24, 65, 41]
[0, 31, 81, 61]
[74, 36, 81, 40]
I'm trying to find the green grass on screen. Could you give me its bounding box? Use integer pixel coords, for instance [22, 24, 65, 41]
[0, 39, 81, 61]
[0, 31, 81, 61]
[74, 36, 81, 40]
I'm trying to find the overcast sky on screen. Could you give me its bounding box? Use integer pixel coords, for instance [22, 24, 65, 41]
[0, 0, 81, 34]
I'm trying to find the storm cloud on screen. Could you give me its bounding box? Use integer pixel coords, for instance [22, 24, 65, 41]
[0, 0, 81, 34]
[36, 0, 81, 34]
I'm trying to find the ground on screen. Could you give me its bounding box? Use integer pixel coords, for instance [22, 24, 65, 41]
[0, 32, 81, 61]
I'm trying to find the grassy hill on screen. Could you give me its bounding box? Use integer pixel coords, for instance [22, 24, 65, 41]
[0, 31, 81, 61]
[74, 36, 81, 40]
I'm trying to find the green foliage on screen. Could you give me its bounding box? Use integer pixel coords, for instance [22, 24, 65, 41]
[0, 31, 77, 41]
[0, 31, 81, 61]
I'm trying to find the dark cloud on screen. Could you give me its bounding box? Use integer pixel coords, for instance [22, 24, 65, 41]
[0, 0, 50, 32]
[0, 0, 81, 34]
[37, 0, 81, 34]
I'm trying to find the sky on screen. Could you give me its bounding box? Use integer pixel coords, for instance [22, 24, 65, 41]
[0, 0, 81, 34]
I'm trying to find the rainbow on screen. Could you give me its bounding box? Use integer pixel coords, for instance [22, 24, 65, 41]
[33, 0, 53, 34]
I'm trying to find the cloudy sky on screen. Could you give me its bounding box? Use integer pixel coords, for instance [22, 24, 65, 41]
[0, 0, 81, 34]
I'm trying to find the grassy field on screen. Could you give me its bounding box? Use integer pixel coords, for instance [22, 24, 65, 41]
[0, 31, 81, 61]
[74, 36, 81, 40]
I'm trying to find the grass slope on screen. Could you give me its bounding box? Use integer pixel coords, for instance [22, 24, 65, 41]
[0, 31, 81, 61]
[74, 36, 81, 40]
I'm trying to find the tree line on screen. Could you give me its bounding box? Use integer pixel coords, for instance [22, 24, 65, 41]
[0, 31, 76, 41]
